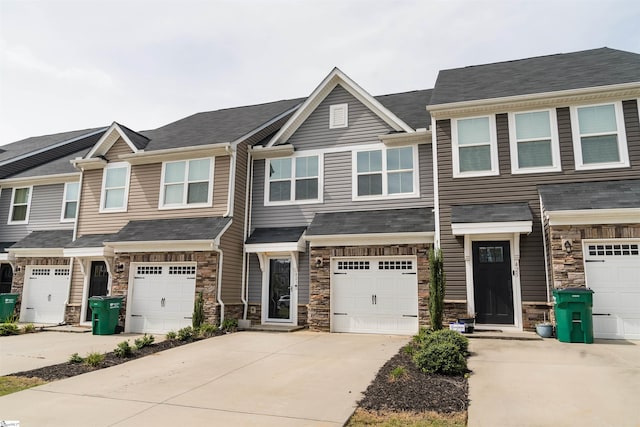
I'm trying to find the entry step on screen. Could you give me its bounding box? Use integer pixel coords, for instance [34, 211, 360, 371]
[240, 324, 307, 333]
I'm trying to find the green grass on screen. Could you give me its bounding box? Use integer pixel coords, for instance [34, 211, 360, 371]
[347, 409, 466, 427]
[0, 376, 47, 397]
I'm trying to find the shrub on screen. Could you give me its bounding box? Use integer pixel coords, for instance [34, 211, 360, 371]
[221, 318, 238, 332]
[177, 326, 194, 341]
[412, 327, 433, 346]
[114, 340, 133, 358]
[402, 344, 416, 356]
[429, 247, 446, 330]
[69, 353, 84, 364]
[192, 292, 205, 330]
[165, 331, 177, 341]
[413, 341, 467, 375]
[0, 323, 20, 336]
[22, 323, 36, 334]
[134, 334, 155, 350]
[422, 329, 469, 356]
[198, 323, 217, 338]
[84, 352, 105, 367]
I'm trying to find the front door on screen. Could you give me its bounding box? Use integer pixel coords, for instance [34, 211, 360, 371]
[267, 258, 292, 322]
[0, 264, 12, 294]
[86, 261, 109, 321]
[473, 241, 514, 324]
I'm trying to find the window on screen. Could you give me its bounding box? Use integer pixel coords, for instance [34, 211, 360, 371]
[100, 162, 130, 212]
[8, 186, 32, 224]
[61, 182, 80, 222]
[160, 158, 213, 208]
[265, 155, 321, 205]
[452, 116, 498, 177]
[508, 110, 561, 174]
[329, 103, 348, 129]
[570, 102, 629, 170]
[353, 145, 418, 199]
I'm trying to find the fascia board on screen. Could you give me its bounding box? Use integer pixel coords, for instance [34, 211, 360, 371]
[305, 232, 434, 247]
[107, 240, 216, 253]
[379, 130, 431, 146]
[119, 143, 231, 165]
[71, 157, 107, 170]
[428, 82, 640, 119]
[0, 172, 79, 187]
[86, 122, 139, 158]
[63, 247, 114, 257]
[245, 240, 306, 253]
[451, 221, 533, 236]
[230, 103, 302, 147]
[9, 248, 65, 257]
[546, 208, 640, 226]
[249, 144, 295, 160]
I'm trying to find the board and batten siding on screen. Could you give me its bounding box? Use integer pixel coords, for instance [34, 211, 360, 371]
[0, 183, 76, 242]
[436, 99, 640, 302]
[76, 146, 230, 236]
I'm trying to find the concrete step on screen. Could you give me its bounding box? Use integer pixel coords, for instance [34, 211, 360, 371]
[239, 324, 307, 333]
[466, 329, 543, 341]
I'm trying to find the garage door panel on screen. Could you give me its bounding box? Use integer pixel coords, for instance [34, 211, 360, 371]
[21, 267, 69, 324]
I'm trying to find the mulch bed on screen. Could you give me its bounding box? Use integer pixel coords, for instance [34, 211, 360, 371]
[357, 348, 469, 414]
[9, 332, 224, 382]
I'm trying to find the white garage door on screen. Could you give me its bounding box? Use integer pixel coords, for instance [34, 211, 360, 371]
[332, 258, 418, 335]
[585, 242, 640, 340]
[129, 264, 197, 334]
[20, 266, 70, 324]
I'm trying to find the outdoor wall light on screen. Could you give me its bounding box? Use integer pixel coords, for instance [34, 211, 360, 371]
[115, 263, 125, 273]
[314, 257, 323, 268]
[563, 239, 573, 254]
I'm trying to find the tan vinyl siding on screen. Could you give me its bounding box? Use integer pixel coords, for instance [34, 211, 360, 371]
[69, 258, 85, 305]
[437, 99, 640, 302]
[76, 155, 230, 236]
[105, 139, 134, 161]
[219, 142, 249, 304]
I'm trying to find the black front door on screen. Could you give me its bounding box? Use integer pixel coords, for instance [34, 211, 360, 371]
[472, 241, 514, 324]
[0, 264, 13, 294]
[86, 261, 109, 321]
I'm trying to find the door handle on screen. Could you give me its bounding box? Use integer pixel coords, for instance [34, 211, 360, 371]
[48, 294, 52, 302]
[161, 297, 165, 308]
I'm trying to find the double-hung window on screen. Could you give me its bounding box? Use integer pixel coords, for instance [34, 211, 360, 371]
[266, 155, 321, 205]
[508, 110, 561, 173]
[161, 158, 213, 208]
[353, 145, 418, 200]
[100, 162, 130, 212]
[61, 182, 80, 221]
[8, 187, 32, 224]
[570, 102, 629, 170]
[452, 116, 498, 177]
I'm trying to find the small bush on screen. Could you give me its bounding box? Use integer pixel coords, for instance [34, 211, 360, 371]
[177, 326, 194, 341]
[198, 323, 217, 338]
[114, 340, 133, 358]
[165, 331, 177, 341]
[412, 327, 433, 346]
[422, 329, 469, 356]
[0, 323, 20, 336]
[389, 365, 408, 382]
[69, 353, 84, 364]
[22, 323, 36, 334]
[221, 318, 238, 332]
[134, 334, 155, 350]
[402, 344, 416, 356]
[413, 341, 467, 375]
[84, 352, 105, 367]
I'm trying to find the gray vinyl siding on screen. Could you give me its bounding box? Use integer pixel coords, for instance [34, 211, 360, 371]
[436, 99, 640, 302]
[0, 183, 75, 242]
[247, 249, 310, 305]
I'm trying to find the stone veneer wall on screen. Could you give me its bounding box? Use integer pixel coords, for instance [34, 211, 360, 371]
[111, 251, 219, 328]
[549, 223, 640, 289]
[308, 244, 431, 332]
[12, 257, 71, 315]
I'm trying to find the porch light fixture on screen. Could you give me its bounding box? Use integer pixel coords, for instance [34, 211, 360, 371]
[563, 239, 573, 254]
[115, 263, 125, 273]
[314, 257, 323, 268]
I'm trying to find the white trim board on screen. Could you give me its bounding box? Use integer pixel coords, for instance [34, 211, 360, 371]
[545, 208, 640, 226]
[451, 221, 533, 236]
[305, 232, 434, 247]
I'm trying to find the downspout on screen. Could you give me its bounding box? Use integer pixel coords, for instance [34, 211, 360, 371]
[240, 148, 253, 320]
[224, 146, 236, 217]
[216, 146, 236, 325]
[430, 120, 441, 249]
[72, 167, 85, 241]
[213, 245, 225, 325]
[539, 195, 552, 303]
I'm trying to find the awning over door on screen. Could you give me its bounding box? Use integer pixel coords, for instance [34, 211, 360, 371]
[245, 227, 307, 253]
[451, 202, 533, 236]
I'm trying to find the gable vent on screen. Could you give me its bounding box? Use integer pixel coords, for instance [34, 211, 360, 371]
[329, 103, 348, 129]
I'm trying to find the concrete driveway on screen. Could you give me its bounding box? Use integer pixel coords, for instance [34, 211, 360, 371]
[468, 338, 640, 427]
[0, 331, 158, 376]
[0, 331, 407, 426]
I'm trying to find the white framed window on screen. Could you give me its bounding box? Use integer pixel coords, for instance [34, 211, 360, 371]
[265, 154, 322, 205]
[329, 103, 348, 129]
[570, 102, 629, 170]
[160, 158, 213, 209]
[508, 109, 561, 174]
[99, 162, 130, 213]
[452, 115, 499, 178]
[352, 145, 419, 200]
[8, 186, 32, 224]
[61, 182, 80, 222]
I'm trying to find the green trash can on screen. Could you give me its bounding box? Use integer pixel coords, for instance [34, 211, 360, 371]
[553, 288, 594, 344]
[0, 293, 19, 322]
[89, 296, 123, 335]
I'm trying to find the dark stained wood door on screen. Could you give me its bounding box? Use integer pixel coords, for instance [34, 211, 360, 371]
[86, 261, 109, 321]
[472, 241, 514, 324]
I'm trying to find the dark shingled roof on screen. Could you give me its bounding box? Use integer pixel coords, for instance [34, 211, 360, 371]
[11, 230, 73, 249]
[538, 179, 640, 211]
[429, 48, 640, 105]
[375, 89, 433, 129]
[116, 123, 150, 150]
[66, 234, 115, 248]
[7, 147, 89, 178]
[0, 242, 16, 253]
[306, 208, 434, 236]
[451, 203, 533, 224]
[0, 128, 104, 163]
[105, 217, 231, 242]
[246, 227, 307, 244]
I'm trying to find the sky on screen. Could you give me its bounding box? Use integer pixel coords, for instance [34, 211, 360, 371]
[1, 0, 639, 146]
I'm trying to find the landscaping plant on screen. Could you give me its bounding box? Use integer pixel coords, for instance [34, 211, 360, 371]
[421, 329, 469, 357]
[68, 353, 84, 364]
[0, 323, 20, 336]
[413, 341, 467, 376]
[221, 318, 238, 332]
[22, 323, 36, 333]
[134, 334, 155, 350]
[165, 330, 177, 341]
[84, 352, 105, 367]
[429, 247, 446, 330]
[177, 326, 194, 341]
[114, 340, 133, 358]
[192, 291, 205, 329]
[198, 323, 217, 338]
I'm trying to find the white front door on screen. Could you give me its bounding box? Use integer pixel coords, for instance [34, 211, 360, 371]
[128, 263, 197, 334]
[332, 257, 418, 335]
[20, 266, 70, 324]
[585, 241, 640, 340]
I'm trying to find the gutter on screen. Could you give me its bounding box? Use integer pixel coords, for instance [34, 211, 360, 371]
[213, 246, 225, 325]
[240, 148, 252, 320]
[431, 122, 441, 249]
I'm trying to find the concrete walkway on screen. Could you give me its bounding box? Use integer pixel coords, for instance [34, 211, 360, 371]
[467, 338, 640, 427]
[0, 331, 407, 426]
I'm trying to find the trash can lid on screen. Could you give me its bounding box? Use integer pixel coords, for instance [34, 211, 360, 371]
[554, 287, 594, 293]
